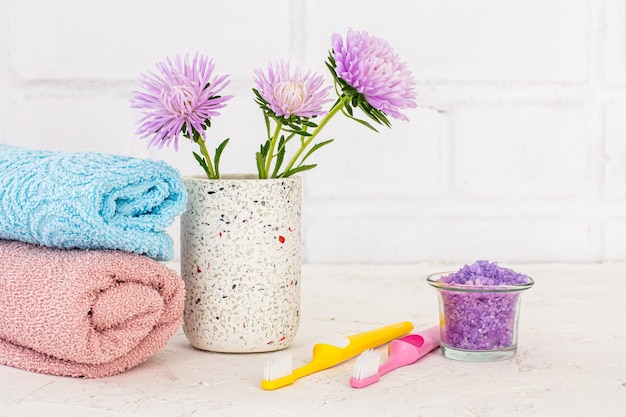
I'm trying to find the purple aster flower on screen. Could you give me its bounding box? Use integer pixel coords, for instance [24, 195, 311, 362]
[131, 53, 232, 150]
[253, 61, 332, 119]
[330, 29, 417, 121]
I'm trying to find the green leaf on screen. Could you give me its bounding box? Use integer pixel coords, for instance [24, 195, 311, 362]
[258, 139, 270, 158]
[325, 56, 340, 84]
[281, 164, 317, 178]
[271, 136, 287, 178]
[286, 121, 302, 131]
[262, 110, 271, 138]
[344, 100, 354, 116]
[193, 151, 212, 179]
[191, 127, 206, 144]
[352, 115, 380, 132]
[213, 138, 230, 178]
[283, 127, 312, 137]
[359, 102, 391, 128]
[252, 88, 268, 106]
[340, 106, 379, 132]
[255, 152, 268, 179]
[283, 131, 297, 143]
[300, 139, 334, 165]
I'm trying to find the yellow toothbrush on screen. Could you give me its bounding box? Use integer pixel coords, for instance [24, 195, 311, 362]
[261, 321, 414, 390]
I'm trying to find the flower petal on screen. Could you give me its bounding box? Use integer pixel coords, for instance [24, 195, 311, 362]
[331, 29, 417, 120]
[131, 53, 232, 150]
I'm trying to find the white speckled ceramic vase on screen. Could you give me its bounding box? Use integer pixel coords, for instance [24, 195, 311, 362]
[180, 174, 301, 353]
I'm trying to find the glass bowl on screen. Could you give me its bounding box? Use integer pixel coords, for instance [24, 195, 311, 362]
[427, 272, 534, 361]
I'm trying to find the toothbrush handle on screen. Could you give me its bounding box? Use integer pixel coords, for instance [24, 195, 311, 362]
[377, 342, 408, 377]
[418, 325, 441, 354]
[375, 325, 441, 378]
[341, 321, 414, 360]
[291, 322, 414, 384]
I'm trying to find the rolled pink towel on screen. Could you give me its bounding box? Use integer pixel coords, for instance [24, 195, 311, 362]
[0, 240, 184, 378]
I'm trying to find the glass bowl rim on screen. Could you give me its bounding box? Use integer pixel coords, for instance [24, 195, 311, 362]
[426, 271, 535, 293]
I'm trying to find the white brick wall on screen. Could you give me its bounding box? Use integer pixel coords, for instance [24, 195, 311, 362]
[1, 0, 625, 264]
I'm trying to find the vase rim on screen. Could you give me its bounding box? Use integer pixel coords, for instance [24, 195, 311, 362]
[184, 174, 301, 182]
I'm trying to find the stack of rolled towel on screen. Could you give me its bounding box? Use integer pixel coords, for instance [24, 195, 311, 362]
[0, 144, 187, 378]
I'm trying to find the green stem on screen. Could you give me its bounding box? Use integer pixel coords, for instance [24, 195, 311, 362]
[197, 137, 217, 179]
[264, 121, 283, 179]
[281, 96, 348, 175]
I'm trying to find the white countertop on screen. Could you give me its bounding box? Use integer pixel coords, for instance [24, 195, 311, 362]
[1, 263, 624, 417]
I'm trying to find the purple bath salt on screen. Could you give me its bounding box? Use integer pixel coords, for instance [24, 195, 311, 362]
[439, 260, 528, 286]
[436, 261, 530, 351]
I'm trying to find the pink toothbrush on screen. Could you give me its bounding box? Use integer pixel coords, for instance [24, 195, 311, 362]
[349, 325, 440, 388]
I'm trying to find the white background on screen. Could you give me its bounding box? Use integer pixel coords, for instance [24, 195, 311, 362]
[1, 0, 626, 264]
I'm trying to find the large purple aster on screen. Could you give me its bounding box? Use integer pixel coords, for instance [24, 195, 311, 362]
[131, 53, 232, 150]
[253, 61, 332, 119]
[330, 29, 417, 121]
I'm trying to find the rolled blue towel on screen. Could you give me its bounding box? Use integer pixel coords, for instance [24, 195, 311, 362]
[0, 144, 187, 261]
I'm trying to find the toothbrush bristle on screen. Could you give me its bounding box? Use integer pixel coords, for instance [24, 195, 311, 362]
[263, 352, 293, 382]
[351, 349, 381, 380]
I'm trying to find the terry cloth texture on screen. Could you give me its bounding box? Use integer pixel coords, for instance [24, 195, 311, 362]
[0, 144, 186, 261]
[0, 239, 184, 378]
